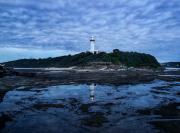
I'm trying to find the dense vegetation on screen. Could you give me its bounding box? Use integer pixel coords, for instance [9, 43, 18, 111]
[4, 49, 160, 68]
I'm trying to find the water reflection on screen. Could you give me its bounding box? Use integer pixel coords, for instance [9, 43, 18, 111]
[1, 80, 180, 133]
[89, 83, 96, 101]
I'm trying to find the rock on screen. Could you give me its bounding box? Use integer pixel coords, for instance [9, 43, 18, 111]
[0, 65, 16, 77]
[0, 65, 7, 77]
[0, 113, 13, 130]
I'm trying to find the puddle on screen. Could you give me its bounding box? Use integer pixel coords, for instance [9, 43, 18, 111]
[0, 80, 180, 133]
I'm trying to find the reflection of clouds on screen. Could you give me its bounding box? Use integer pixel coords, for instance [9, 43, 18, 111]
[89, 83, 96, 102]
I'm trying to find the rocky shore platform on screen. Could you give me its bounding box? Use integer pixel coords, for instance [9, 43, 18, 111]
[0, 67, 180, 133]
[0, 67, 179, 89]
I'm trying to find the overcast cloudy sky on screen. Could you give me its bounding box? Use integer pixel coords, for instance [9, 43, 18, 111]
[0, 0, 180, 62]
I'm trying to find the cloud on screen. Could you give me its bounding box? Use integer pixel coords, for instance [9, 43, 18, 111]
[0, 47, 77, 63]
[0, 0, 180, 62]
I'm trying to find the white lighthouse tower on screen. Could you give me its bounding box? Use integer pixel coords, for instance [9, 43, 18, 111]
[90, 36, 95, 54]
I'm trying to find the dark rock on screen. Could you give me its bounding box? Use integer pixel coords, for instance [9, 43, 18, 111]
[15, 72, 36, 77]
[81, 112, 108, 127]
[0, 90, 8, 102]
[176, 92, 180, 96]
[0, 113, 13, 130]
[137, 102, 180, 117]
[153, 102, 180, 117]
[0, 65, 36, 78]
[150, 120, 180, 133]
[79, 103, 95, 113]
[0, 65, 6, 77]
[0, 65, 16, 77]
[137, 109, 152, 115]
[137, 102, 180, 132]
[33, 103, 65, 110]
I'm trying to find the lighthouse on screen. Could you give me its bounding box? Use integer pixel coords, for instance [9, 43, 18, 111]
[90, 36, 95, 54]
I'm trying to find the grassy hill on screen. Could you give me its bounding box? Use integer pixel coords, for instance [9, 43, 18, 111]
[4, 49, 160, 68]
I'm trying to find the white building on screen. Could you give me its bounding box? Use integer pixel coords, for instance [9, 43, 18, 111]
[90, 36, 99, 54]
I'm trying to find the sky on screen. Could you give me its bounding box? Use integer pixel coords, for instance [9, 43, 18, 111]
[0, 0, 180, 63]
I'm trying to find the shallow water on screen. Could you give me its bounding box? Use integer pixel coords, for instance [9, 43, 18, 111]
[0, 80, 180, 133]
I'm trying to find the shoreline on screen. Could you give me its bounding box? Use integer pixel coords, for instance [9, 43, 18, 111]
[0, 67, 179, 89]
[0, 67, 180, 133]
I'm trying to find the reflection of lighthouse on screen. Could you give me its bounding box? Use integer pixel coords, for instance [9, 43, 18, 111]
[89, 83, 96, 101]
